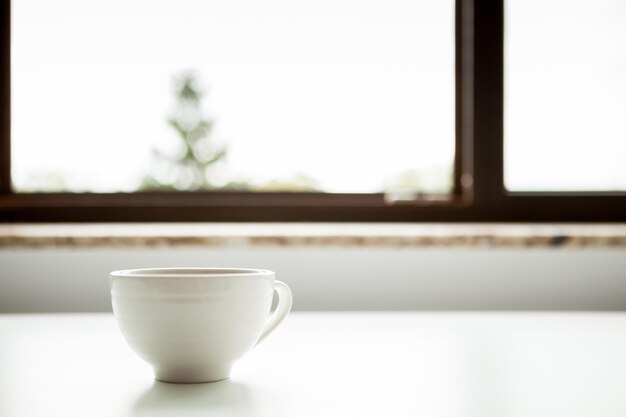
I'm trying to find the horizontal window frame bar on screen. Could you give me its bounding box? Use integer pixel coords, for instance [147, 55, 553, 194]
[0, 192, 624, 222]
[0, 192, 464, 208]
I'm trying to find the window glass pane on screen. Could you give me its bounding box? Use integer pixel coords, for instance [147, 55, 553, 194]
[505, 0, 626, 191]
[12, 0, 454, 193]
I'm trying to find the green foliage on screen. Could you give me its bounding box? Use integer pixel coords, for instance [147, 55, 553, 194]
[217, 175, 320, 192]
[382, 166, 452, 194]
[140, 72, 227, 191]
[139, 71, 321, 193]
[18, 171, 68, 193]
[254, 174, 320, 192]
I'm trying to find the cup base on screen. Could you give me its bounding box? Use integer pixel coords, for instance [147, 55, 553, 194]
[153, 365, 232, 384]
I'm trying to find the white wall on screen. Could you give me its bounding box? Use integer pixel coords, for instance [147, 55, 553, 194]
[1, 246, 625, 313]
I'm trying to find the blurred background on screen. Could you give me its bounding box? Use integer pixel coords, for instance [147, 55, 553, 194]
[12, 0, 455, 194]
[2, 0, 626, 313]
[12, 0, 626, 194]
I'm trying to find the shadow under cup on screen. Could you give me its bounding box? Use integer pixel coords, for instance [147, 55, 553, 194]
[110, 268, 292, 383]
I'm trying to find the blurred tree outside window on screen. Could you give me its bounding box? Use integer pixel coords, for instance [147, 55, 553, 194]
[11, 0, 455, 194]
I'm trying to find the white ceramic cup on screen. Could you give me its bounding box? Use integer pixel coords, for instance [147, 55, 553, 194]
[110, 267, 292, 383]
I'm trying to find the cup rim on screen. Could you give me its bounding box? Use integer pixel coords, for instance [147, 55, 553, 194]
[110, 267, 274, 278]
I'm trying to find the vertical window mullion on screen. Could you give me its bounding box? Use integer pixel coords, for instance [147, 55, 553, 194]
[0, 0, 10, 194]
[471, 0, 504, 211]
[456, 0, 476, 202]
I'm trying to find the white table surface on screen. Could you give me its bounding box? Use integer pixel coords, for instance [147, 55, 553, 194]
[1, 312, 626, 417]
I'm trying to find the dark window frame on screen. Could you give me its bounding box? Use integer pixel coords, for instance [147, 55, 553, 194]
[1, 0, 625, 222]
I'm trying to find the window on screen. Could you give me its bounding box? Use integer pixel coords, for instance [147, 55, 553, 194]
[11, 0, 454, 194]
[505, 0, 626, 191]
[0, 0, 625, 222]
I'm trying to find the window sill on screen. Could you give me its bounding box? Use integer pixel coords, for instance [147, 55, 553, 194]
[0, 223, 625, 248]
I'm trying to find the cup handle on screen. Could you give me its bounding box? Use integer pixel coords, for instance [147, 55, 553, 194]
[255, 280, 293, 346]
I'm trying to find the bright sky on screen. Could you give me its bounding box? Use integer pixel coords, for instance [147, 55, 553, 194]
[505, 0, 626, 191]
[11, 0, 455, 192]
[12, 0, 626, 193]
